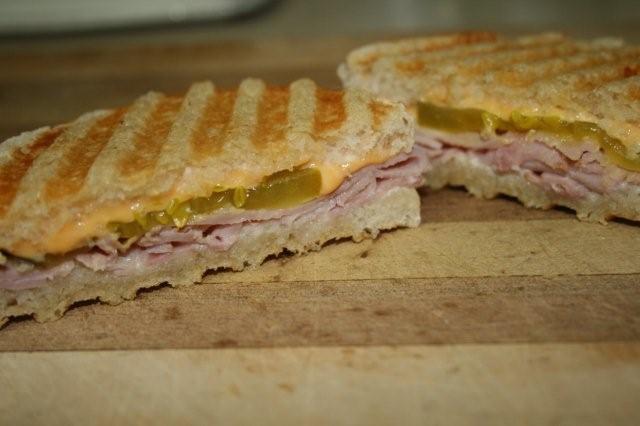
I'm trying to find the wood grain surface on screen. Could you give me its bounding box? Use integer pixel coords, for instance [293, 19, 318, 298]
[2, 189, 640, 351]
[1, 32, 640, 425]
[3, 343, 640, 425]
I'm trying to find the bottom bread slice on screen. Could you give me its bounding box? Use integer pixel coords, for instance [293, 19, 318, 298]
[0, 186, 420, 325]
[424, 154, 640, 222]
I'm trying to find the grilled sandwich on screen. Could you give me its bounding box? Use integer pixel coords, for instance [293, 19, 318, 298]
[0, 78, 424, 324]
[339, 32, 640, 222]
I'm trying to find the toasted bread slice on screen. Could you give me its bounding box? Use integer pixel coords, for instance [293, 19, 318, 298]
[339, 32, 640, 221]
[339, 32, 640, 148]
[0, 78, 413, 260]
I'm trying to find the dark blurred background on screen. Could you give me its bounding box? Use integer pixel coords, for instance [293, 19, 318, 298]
[1, 0, 640, 41]
[1, 0, 639, 139]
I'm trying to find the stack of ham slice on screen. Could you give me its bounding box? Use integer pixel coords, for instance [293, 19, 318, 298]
[416, 128, 640, 202]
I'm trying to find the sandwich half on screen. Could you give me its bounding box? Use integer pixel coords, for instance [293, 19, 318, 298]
[339, 32, 640, 222]
[0, 78, 424, 324]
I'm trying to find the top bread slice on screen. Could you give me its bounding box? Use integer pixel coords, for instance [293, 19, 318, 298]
[339, 31, 640, 154]
[0, 78, 413, 259]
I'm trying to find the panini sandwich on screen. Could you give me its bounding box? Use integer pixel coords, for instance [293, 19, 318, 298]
[339, 32, 640, 221]
[0, 78, 424, 324]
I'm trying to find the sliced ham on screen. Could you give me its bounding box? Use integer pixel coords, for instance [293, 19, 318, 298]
[485, 141, 569, 173]
[416, 127, 640, 197]
[0, 261, 75, 291]
[0, 148, 427, 290]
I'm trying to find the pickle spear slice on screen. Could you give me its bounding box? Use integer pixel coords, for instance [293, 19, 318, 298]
[417, 101, 640, 172]
[417, 102, 486, 133]
[108, 167, 323, 238]
[243, 167, 321, 210]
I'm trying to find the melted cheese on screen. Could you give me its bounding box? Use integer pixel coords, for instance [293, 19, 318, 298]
[9, 150, 396, 260]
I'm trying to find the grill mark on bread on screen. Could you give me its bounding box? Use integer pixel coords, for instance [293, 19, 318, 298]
[420, 44, 585, 103]
[155, 81, 213, 176]
[0, 127, 64, 217]
[628, 83, 640, 101]
[568, 60, 640, 91]
[525, 55, 640, 107]
[191, 89, 237, 158]
[624, 64, 640, 78]
[395, 35, 567, 75]
[422, 46, 587, 105]
[369, 100, 392, 131]
[356, 31, 499, 73]
[494, 48, 640, 87]
[252, 86, 290, 148]
[460, 44, 584, 80]
[395, 59, 428, 74]
[401, 38, 638, 119]
[44, 109, 126, 202]
[121, 96, 182, 177]
[418, 32, 498, 53]
[314, 88, 346, 134]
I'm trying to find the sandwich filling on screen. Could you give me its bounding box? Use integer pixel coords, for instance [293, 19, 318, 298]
[418, 102, 640, 171]
[109, 167, 323, 238]
[0, 147, 427, 290]
[416, 102, 640, 207]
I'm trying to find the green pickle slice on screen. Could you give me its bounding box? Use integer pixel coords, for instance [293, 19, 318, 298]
[417, 101, 640, 172]
[416, 102, 486, 133]
[109, 167, 322, 239]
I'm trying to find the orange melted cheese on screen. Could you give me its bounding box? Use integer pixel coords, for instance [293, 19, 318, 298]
[10, 151, 394, 260]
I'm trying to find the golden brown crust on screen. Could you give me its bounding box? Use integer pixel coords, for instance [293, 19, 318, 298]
[350, 31, 500, 75]
[120, 96, 183, 177]
[339, 32, 640, 151]
[0, 126, 64, 217]
[0, 78, 413, 259]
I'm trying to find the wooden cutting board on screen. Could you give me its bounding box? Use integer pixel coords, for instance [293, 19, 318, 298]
[1, 33, 639, 425]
